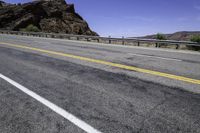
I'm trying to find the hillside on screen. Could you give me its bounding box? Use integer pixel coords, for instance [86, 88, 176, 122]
[0, 0, 98, 36]
[140, 31, 200, 41]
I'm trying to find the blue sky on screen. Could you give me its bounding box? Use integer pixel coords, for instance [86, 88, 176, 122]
[4, 0, 200, 37]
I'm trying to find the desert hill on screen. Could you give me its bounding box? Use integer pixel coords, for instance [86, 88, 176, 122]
[140, 31, 200, 41]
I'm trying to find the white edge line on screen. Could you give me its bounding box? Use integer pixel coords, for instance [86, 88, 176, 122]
[0, 73, 102, 133]
[128, 53, 183, 62]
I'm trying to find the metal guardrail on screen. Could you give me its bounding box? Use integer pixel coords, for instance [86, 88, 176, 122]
[0, 30, 199, 49]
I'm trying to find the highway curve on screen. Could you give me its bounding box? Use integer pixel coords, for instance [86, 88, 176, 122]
[0, 34, 200, 133]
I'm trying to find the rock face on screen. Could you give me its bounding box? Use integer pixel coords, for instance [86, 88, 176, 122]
[0, 0, 98, 36]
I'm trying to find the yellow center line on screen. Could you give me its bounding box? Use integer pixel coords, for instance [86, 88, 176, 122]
[0, 42, 200, 85]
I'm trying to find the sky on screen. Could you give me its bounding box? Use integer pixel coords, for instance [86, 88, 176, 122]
[4, 0, 200, 37]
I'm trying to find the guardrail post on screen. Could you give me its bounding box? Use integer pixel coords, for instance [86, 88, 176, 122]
[176, 44, 179, 49]
[137, 41, 140, 46]
[156, 43, 158, 47]
[109, 36, 111, 44]
[122, 36, 125, 45]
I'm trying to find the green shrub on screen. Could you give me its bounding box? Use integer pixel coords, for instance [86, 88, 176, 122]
[156, 33, 166, 40]
[191, 35, 200, 43]
[156, 33, 166, 47]
[187, 35, 200, 51]
[21, 24, 40, 32]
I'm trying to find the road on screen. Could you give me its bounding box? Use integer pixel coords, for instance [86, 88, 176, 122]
[0, 34, 200, 133]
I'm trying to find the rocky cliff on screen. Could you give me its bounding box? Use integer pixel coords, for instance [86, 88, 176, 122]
[0, 0, 98, 36]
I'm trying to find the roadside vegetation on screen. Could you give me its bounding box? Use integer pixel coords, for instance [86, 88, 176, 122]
[187, 35, 200, 51]
[156, 33, 166, 47]
[20, 24, 40, 32]
[156, 33, 166, 40]
[191, 35, 200, 43]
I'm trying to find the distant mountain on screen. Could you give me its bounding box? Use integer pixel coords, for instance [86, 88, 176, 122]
[0, 0, 98, 36]
[139, 31, 200, 41]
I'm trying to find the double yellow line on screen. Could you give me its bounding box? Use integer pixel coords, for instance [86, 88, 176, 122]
[0, 42, 200, 85]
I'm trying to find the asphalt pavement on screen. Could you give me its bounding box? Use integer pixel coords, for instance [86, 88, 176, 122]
[0, 34, 200, 133]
